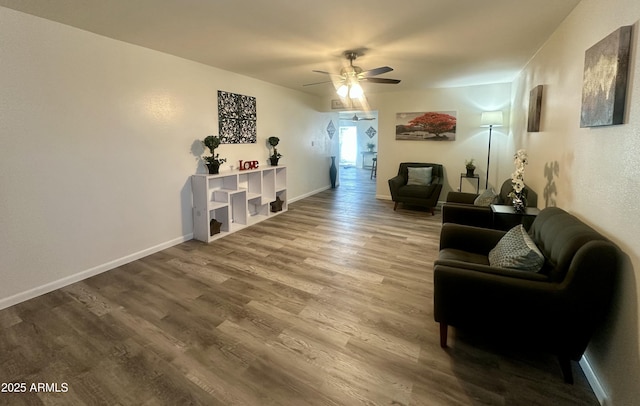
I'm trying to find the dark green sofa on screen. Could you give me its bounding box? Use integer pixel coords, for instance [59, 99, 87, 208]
[442, 179, 538, 228]
[433, 207, 620, 383]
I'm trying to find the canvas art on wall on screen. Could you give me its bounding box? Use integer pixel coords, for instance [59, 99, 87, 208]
[580, 25, 632, 127]
[528, 85, 543, 132]
[395, 111, 457, 141]
[218, 90, 257, 143]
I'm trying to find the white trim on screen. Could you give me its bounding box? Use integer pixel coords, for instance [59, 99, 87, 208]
[289, 186, 331, 203]
[0, 234, 193, 311]
[580, 355, 609, 406]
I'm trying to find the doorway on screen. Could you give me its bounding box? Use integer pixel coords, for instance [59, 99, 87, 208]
[339, 126, 357, 167]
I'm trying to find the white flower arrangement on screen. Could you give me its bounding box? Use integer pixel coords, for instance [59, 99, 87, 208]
[511, 149, 528, 192]
[509, 149, 528, 212]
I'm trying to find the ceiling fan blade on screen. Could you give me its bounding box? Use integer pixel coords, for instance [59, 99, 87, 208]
[312, 69, 343, 77]
[351, 114, 376, 121]
[364, 77, 401, 84]
[302, 79, 335, 86]
[363, 66, 393, 76]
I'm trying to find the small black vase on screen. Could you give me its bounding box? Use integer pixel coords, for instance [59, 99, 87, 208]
[269, 157, 279, 166]
[466, 167, 475, 177]
[329, 156, 337, 188]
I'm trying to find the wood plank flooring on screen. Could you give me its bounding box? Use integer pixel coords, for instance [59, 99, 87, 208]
[0, 167, 599, 405]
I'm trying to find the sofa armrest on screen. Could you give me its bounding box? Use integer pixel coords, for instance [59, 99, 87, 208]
[441, 203, 494, 227]
[446, 191, 478, 204]
[439, 223, 505, 253]
[433, 264, 563, 324]
[433, 260, 549, 282]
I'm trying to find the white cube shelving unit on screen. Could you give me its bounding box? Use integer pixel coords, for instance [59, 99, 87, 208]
[191, 166, 287, 242]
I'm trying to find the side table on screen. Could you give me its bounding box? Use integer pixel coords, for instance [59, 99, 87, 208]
[459, 173, 480, 194]
[490, 204, 540, 231]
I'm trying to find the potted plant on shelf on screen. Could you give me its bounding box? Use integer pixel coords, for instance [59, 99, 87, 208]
[465, 159, 476, 176]
[268, 136, 282, 166]
[367, 142, 375, 152]
[203, 135, 226, 174]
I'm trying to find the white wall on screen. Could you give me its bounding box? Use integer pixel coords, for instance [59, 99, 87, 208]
[0, 7, 331, 308]
[510, 0, 640, 404]
[361, 84, 512, 200]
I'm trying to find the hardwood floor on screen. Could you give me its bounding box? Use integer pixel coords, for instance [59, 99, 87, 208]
[0, 167, 599, 405]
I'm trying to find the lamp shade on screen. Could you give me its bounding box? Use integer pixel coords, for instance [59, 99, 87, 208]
[480, 111, 503, 127]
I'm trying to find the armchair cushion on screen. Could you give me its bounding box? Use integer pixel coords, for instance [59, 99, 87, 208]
[473, 188, 498, 206]
[407, 166, 433, 185]
[488, 225, 544, 272]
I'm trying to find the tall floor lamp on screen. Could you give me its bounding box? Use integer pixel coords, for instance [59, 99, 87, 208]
[480, 111, 503, 190]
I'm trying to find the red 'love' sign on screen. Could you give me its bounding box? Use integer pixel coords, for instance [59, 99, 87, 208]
[238, 160, 260, 170]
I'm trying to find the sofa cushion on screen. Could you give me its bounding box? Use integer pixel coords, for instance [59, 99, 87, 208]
[474, 188, 498, 206]
[399, 184, 437, 198]
[488, 225, 544, 272]
[439, 248, 490, 265]
[407, 166, 432, 186]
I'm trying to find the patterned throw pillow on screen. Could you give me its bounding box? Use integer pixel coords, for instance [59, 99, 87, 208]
[488, 225, 544, 272]
[407, 167, 433, 186]
[473, 188, 498, 206]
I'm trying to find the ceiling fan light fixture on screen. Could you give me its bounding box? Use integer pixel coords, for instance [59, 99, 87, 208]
[349, 83, 364, 99]
[337, 84, 349, 98]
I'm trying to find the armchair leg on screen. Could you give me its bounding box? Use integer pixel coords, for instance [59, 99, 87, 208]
[393, 202, 398, 211]
[430, 207, 435, 215]
[440, 323, 448, 348]
[558, 357, 574, 384]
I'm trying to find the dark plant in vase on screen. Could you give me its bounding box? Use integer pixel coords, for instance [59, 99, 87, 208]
[465, 158, 476, 176]
[268, 136, 282, 166]
[203, 135, 226, 174]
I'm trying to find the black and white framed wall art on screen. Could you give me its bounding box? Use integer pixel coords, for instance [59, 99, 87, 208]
[580, 25, 632, 127]
[218, 90, 257, 143]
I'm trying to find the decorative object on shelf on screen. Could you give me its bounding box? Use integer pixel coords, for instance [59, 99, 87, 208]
[366, 142, 375, 152]
[366, 126, 377, 139]
[218, 90, 257, 143]
[209, 218, 222, 236]
[268, 136, 282, 166]
[270, 196, 284, 212]
[580, 25, 632, 127]
[508, 149, 529, 213]
[329, 156, 337, 188]
[480, 110, 504, 189]
[202, 135, 227, 174]
[238, 160, 260, 170]
[527, 85, 543, 132]
[326, 120, 336, 139]
[465, 159, 476, 176]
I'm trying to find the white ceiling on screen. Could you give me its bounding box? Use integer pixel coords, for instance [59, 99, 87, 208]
[0, 0, 581, 96]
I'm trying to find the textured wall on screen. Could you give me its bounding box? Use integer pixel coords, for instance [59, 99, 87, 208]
[510, 0, 640, 403]
[0, 7, 327, 308]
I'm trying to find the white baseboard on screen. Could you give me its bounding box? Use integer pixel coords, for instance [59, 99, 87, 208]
[580, 355, 609, 405]
[0, 234, 193, 311]
[289, 185, 331, 203]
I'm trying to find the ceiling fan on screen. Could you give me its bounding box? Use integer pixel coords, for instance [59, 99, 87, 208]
[304, 50, 401, 97]
[348, 113, 375, 121]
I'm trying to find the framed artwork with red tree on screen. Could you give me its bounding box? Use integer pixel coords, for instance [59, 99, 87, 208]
[395, 111, 457, 141]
